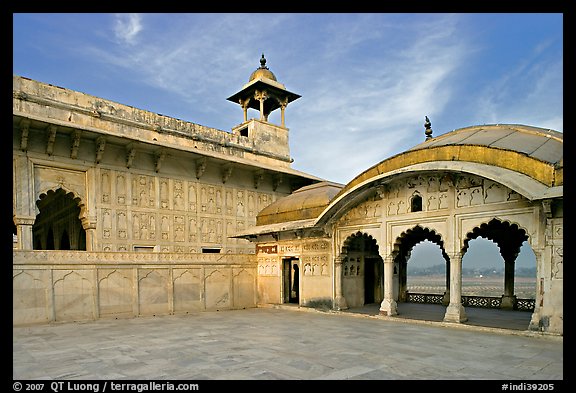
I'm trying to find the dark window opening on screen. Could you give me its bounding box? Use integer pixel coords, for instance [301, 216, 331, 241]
[411, 194, 423, 212]
[239, 127, 249, 137]
[202, 248, 221, 254]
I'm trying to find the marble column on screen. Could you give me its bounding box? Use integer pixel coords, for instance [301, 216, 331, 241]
[443, 252, 467, 323]
[333, 255, 348, 310]
[379, 255, 398, 316]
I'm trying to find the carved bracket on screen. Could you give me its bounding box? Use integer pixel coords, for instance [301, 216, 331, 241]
[542, 199, 553, 219]
[254, 170, 265, 189]
[70, 130, 82, 159]
[126, 144, 136, 168]
[196, 157, 207, 179]
[46, 125, 57, 156]
[19, 119, 30, 152]
[273, 174, 283, 191]
[95, 136, 106, 164]
[222, 165, 233, 184]
[154, 150, 166, 173]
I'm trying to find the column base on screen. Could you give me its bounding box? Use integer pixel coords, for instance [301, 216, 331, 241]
[501, 295, 517, 310]
[443, 303, 468, 323]
[333, 295, 348, 311]
[379, 298, 398, 316]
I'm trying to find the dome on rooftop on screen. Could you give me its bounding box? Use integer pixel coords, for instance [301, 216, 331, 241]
[249, 54, 277, 82]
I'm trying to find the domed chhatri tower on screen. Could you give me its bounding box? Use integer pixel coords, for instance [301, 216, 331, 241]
[227, 54, 301, 167]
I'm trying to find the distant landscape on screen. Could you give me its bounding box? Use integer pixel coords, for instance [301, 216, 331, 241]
[407, 264, 536, 299]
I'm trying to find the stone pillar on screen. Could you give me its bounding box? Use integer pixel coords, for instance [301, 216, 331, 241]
[239, 98, 250, 123]
[81, 218, 97, 252]
[255, 91, 266, 121]
[443, 252, 467, 323]
[442, 257, 450, 306]
[501, 257, 517, 310]
[379, 255, 398, 316]
[333, 255, 348, 310]
[279, 98, 288, 127]
[13, 216, 35, 250]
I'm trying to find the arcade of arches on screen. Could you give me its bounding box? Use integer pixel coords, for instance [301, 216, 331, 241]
[236, 125, 563, 336]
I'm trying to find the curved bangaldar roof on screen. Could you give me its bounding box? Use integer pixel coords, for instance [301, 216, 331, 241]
[256, 181, 344, 226]
[339, 124, 563, 198]
[314, 124, 563, 227]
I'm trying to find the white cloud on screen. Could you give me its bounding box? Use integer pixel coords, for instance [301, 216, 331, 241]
[113, 13, 143, 46]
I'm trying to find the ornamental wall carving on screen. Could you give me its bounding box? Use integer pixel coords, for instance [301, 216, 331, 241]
[98, 169, 277, 253]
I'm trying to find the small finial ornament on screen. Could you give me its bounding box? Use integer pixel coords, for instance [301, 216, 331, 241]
[260, 53, 268, 69]
[424, 116, 433, 140]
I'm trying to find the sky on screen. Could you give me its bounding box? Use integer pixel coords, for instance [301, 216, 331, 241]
[12, 13, 562, 269]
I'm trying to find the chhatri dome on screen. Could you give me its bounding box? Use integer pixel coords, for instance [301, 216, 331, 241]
[249, 54, 278, 82]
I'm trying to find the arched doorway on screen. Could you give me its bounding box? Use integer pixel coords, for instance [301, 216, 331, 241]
[463, 218, 530, 310]
[393, 225, 448, 303]
[341, 232, 383, 307]
[33, 188, 86, 250]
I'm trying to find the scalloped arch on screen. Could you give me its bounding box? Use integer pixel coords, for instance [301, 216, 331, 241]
[462, 217, 529, 254]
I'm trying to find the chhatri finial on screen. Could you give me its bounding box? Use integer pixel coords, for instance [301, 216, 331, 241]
[259, 53, 268, 69]
[424, 116, 433, 140]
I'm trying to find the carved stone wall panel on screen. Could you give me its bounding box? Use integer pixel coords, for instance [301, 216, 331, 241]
[101, 170, 111, 203]
[117, 210, 127, 240]
[173, 180, 185, 211]
[174, 215, 185, 242]
[247, 191, 256, 217]
[188, 183, 197, 212]
[160, 215, 170, 241]
[205, 269, 230, 310]
[53, 270, 95, 322]
[116, 174, 127, 205]
[225, 190, 234, 215]
[160, 178, 170, 209]
[102, 208, 112, 239]
[13, 269, 51, 325]
[138, 269, 170, 316]
[236, 190, 246, 217]
[258, 256, 279, 276]
[233, 268, 256, 309]
[98, 269, 134, 317]
[173, 268, 202, 313]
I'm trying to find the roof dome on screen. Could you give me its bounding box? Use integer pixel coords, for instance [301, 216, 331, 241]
[257, 181, 344, 225]
[249, 54, 277, 82]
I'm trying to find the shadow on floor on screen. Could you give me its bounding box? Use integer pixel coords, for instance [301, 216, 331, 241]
[343, 302, 533, 331]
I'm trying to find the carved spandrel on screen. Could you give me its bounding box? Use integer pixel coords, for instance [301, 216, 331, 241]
[484, 181, 506, 203]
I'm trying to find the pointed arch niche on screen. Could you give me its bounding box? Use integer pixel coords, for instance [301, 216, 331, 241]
[340, 232, 383, 307]
[33, 188, 86, 250]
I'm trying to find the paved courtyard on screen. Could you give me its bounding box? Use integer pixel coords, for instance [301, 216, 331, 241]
[13, 306, 563, 381]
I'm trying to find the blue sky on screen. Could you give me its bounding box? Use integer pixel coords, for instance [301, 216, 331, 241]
[13, 13, 562, 269]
